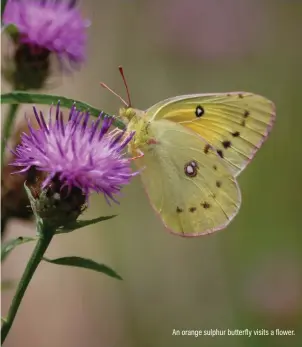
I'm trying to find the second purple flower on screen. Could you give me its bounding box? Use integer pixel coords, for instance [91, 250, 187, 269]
[3, 0, 89, 65]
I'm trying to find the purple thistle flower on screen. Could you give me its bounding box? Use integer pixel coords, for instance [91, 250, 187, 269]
[11, 104, 137, 204]
[3, 0, 89, 65]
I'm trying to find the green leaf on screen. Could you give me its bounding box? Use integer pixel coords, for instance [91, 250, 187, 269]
[1, 236, 36, 262]
[43, 256, 122, 280]
[1, 92, 126, 130]
[56, 215, 117, 234]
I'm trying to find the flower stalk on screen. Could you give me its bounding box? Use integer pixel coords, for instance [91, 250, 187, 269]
[1, 222, 55, 344]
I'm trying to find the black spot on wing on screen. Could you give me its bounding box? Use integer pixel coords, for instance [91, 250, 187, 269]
[217, 149, 224, 158]
[222, 140, 231, 149]
[189, 207, 197, 213]
[216, 181, 222, 188]
[202, 202, 210, 209]
[244, 110, 250, 118]
[176, 206, 183, 213]
[195, 105, 204, 117]
[232, 131, 240, 137]
[204, 144, 211, 154]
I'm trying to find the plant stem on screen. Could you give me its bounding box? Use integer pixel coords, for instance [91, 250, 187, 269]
[1, 103, 19, 167]
[1, 0, 8, 17]
[1, 226, 54, 344]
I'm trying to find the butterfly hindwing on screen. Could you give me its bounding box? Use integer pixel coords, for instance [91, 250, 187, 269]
[134, 119, 241, 236]
[146, 92, 275, 176]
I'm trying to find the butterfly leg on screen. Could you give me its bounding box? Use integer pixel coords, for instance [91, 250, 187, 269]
[131, 149, 144, 161]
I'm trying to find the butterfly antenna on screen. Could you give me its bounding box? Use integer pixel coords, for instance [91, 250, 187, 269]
[99, 82, 129, 107]
[118, 66, 132, 107]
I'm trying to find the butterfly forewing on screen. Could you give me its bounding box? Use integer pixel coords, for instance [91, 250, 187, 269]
[146, 92, 275, 176]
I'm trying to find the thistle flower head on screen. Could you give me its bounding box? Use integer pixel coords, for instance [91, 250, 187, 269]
[11, 104, 137, 205]
[3, 0, 89, 65]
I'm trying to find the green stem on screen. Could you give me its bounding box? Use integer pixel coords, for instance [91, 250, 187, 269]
[1, 0, 8, 18]
[1, 103, 19, 167]
[1, 226, 54, 344]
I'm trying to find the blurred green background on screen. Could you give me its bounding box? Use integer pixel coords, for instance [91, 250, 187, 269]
[1, 0, 302, 346]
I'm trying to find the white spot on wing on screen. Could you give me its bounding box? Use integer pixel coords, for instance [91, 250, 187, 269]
[186, 165, 194, 174]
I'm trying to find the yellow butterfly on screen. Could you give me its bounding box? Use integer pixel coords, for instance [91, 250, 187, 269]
[101, 68, 276, 237]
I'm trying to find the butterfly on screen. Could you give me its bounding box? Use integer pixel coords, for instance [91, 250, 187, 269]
[101, 67, 276, 237]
